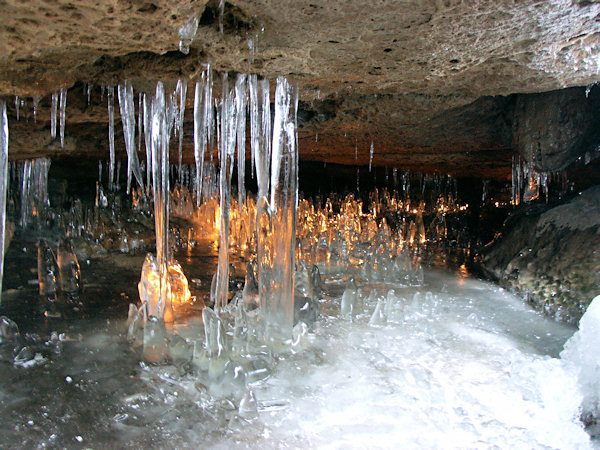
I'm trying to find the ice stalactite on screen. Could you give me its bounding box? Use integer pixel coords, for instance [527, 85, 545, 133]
[176, 79, 187, 185]
[143, 93, 152, 193]
[118, 81, 145, 194]
[214, 74, 238, 311]
[369, 140, 374, 172]
[33, 96, 41, 122]
[14, 158, 51, 229]
[178, 17, 198, 55]
[15, 96, 20, 121]
[137, 93, 143, 160]
[59, 87, 67, 148]
[107, 85, 116, 191]
[248, 75, 258, 179]
[51, 91, 58, 139]
[235, 74, 248, 212]
[193, 66, 213, 206]
[0, 101, 8, 303]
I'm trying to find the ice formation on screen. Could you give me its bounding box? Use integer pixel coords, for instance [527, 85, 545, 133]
[107, 85, 116, 190]
[59, 87, 67, 148]
[50, 91, 58, 139]
[118, 80, 144, 194]
[561, 294, 600, 421]
[0, 101, 8, 302]
[178, 17, 198, 55]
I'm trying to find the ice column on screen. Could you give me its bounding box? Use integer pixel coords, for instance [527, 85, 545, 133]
[264, 77, 298, 344]
[107, 86, 116, 190]
[214, 74, 238, 311]
[149, 82, 172, 320]
[118, 81, 144, 194]
[59, 87, 67, 148]
[235, 74, 248, 211]
[0, 102, 8, 303]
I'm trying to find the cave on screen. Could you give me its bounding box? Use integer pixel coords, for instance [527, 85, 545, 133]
[1, 1, 599, 447]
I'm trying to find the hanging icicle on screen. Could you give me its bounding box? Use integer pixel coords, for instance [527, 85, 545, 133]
[51, 91, 58, 139]
[118, 80, 145, 194]
[0, 101, 8, 304]
[235, 73, 248, 212]
[107, 85, 116, 190]
[59, 87, 67, 148]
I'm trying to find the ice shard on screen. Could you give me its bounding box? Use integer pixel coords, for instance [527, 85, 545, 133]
[57, 238, 82, 294]
[37, 239, 57, 298]
[0, 101, 8, 302]
[118, 80, 144, 194]
[107, 85, 116, 190]
[59, 87, 67, 148]
[178, 17, 198, 55]
[264, 77, 298, 344]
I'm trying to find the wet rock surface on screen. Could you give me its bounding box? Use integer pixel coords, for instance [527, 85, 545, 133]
[482, 185, 600, 324]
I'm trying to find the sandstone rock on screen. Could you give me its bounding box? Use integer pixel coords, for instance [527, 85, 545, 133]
[482, 186, 600, 324]
[513, 87, 600, 172]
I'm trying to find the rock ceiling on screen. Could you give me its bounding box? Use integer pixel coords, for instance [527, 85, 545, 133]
[1, 0, 599, 178]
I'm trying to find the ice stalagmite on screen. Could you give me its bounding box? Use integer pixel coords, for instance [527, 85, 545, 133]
[214, 74, 238, 311]
[264, 77, 298, 344]
[107, 86, 116, 190]
[59, 87, 67, 148]
[0, 101, 8, 303]
[235, 74, 248, 212]
[51, 91, 58, 139]
[118, 81, 144, 194]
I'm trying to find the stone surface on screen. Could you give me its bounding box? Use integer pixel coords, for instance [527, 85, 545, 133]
[513, 86, 600, 172]
[0, 0, 599, 176]
[482, 186, 600, 324]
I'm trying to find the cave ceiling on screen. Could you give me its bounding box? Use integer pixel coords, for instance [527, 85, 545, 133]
[1, 0, 599, 179]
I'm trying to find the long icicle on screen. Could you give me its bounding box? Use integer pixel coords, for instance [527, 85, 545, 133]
[0, 101, 8, 304]
[107, 86, 116, 190]
[177, 79, 187, 186]
[194, 75, 205, 206]
[51, 91, 58, 139]
[143, 93, 152, 194]
[59, 87, 67, 148]
[118, 80, 144, 194]
[215, 73, 238, 311]
[235, 74, 248, 212]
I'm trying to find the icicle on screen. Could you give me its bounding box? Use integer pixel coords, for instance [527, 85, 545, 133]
[178, 17, 198, 55]
[248, 75, 258, 179]
[143, 93, 152, 193]
[33, 96, 41, 122]
[214, 73, 238, 311]
[51, 91, 58, 139]
[14, 96, 19, 121]
[137, 93, 143, 159]
[264, 77, 298, 344]
[87, 84, 92, 106]
[369, 140, 374, 172]
[107, 86, 116, 190]
[176, 79, 187, 185]
[193, 66, 212, 206]
[59, 87, 67, 148]
[117, 80, 144, 194]
[260, 78, 271, 194]
[0, 101, 7, 303]
[235, 73, 248, 212]
[218, 0, 225, 34]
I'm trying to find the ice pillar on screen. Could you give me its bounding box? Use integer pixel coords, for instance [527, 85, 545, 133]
[264, 77, 298, 344]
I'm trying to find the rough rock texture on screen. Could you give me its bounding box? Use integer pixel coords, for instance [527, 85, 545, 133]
[482, 186, 600, 324]
[0, 0, 599, 176]
[513, 86, 600, 172]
